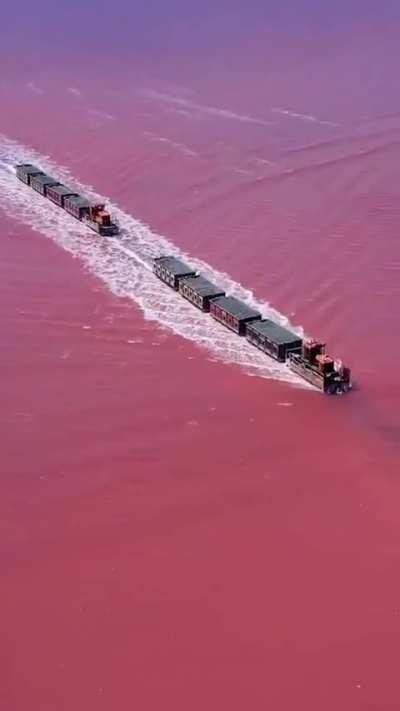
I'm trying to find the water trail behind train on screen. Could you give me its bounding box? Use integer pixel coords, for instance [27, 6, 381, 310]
[0, 134, 311, 388]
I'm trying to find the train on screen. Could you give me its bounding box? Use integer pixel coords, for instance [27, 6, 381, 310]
[15, 163, 352, 393]
[153, 256, 352, 395]
[15, 163, 119, 236]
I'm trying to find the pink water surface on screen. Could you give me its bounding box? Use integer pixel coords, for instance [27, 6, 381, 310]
[1, 5, 400, 709]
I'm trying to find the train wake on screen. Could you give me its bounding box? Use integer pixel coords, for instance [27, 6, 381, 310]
[0, 134, 310, 388]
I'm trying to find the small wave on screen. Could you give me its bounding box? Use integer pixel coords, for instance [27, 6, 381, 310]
[142, 131, 199, 158]
[141, 90, 273, 127]
[271, 107, 339, 128]
[26, 82, 44, 96]
[68, 87, 84, 99]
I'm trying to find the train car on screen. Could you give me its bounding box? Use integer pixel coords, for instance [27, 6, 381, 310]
[289, 340, 351, 394]
[179, 275, 225, 312]
[63, 194, 92, 220]
[46, 184, 78, 207]
[30, 173, 60, 196]
[153, 256, 196, 290]
[16, 163, 43, 185]
[245, 319, 302, 362]
[210, 295, 261, 335]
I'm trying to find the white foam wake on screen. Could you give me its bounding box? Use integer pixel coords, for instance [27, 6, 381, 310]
[0, 134, 311, 388]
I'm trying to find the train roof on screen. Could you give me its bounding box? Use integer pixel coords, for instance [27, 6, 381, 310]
[180, 275, 225, 298]
[64, 194, 91, 208]
[47, 184, 78, 197]
[212, 295, 261, 321]
[155, 256, 196, 276]
[17, 163, 42, 173]
[246, 319, 302, 344]
[31, 173, 60, 186]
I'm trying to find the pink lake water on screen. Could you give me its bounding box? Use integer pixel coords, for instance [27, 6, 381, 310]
[1, 4, 400, 709]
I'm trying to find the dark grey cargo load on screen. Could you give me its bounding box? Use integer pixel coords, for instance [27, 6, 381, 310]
[179, 275, 225, 311]
[16, 163, 44, 184]
[46, 184, 78, 206]
[63, 194, 91, 218]
[153, 256, 196, 290]
[245, 319, 302, 361]
[30, 173, 60, 195]
[210, 295, 261, 335]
